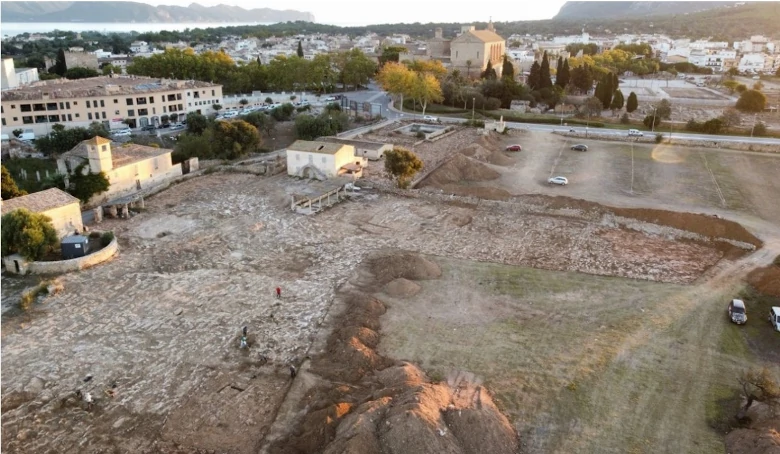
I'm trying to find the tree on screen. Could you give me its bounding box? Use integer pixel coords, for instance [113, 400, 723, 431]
[410, 73, 443, 117]
[212, 104, 223, 113]
[101, 64, 119, 76]
[570, 64, 593, 94]
[737, 368, 780, 421]
[377, 62, 415, 111]
[726, 67, 739, 78]
[243, 111, 276, 137]
[736, 83, 747, 93]
[610, 89, 625, 111]
[239, 98, 249, 106]
[66, 164, 110, 204]
[270, 103, 295, 121]
[723, 79, 739, 94]
[539, 51, 552, 89]
[643, 114, 663, 130]
[2, 165, 27, 200]
[297, 40, 304, 58]
[556, 58, 570, 89]
[626, 92, 639, 113]
[501, 54, 514, 80]
[655, 99, 672, 119]
[212, 119, 261, 159]
[34, 125, 97, 156]
[583, 96, 603, 117]
[528, 60, 541, 90]
[481, 60, 497, 80]
[719, 108, 741, 128]
[54, 48, 67, 76]
[186, 112, 209, 135]
[12, 129, 23, 138]
[384, 147, 423, 188]
[736, 89, 767, 112]
[294, 112, 348, 140]
[335, 49, 377, 90]
[160, 114, 170, 124]
[1, 209, 59, 260]
[753, 121, 767, 137]
[65, 67, 99, 79]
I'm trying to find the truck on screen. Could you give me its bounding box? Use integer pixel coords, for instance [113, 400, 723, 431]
[19, 129, 35, 141]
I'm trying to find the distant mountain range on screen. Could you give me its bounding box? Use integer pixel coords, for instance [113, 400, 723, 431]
[554, 1, 732, 20]
[1, 1, 315, 23]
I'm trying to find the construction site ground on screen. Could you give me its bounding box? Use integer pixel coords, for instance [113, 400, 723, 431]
[2, 126, 779, 454]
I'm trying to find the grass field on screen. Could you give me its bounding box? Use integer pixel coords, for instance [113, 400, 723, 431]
[377, 256, 771, 454]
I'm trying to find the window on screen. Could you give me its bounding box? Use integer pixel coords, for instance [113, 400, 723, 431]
[136, 97, 147, 105]
[48, 115, 60, 122]
[21, 104, 32, 112]
[188, 103, 191, 107]
[176, 93, 182, 100]
[193, 92, 200, 99]
[163, 106, 167, 113]
[33, 103, 46, 111]
[35, 115, 47, 123]
[128, 109, 135, 117]
[178, 104, 183, 111]
[115, 110, 120, 115]
[75, 113, 80, 118]
[1, 118, 4, 126]
[152, 107, 156, 114]
[101, 145, 107, 152]
[73, 101, 78, 105]
[102, 112, 106, 119]
[11, 105, 15, 109]
[100, 100, 105, 107]
[87, 100, 91, 108]
[211, 89, 215, 96]
[149, 96, 154, 103]
[138, 108, 148, 116]
[167, 94, 176, 101]
[88, 113, 93, 120]
[114, 99, 118, 104]
[59, 102, 65, 109]
[477, 51, 480, 59]
[126, 98, 134, 105]
[68, 114, 72, 121]
[23, 116, 33, 124]
[66, 101, 70, 109]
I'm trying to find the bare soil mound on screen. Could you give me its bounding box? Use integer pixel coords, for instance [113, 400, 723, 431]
[368, 253, 442, 286]
[420, 154, 500, 187]
[747, 260, 780, 298]
[459, 144, 514, 167]
[478, 132, 503, 149]
[725, 427, 780, 454]
[270, 253, 519, 454]
[383, 278, 422, 298]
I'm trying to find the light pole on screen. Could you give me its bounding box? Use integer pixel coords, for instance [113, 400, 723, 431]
[586, 112, 590, 138]
[471, 97, 475, 122]
[560, 102, 564, 126]
[651, 106, 657, 133]
[750, 113, 758, 137]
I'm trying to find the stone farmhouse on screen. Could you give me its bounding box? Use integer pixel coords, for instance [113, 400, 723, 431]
[57, 136, 184, 205]
[286, 140, 367, 180]
[0, 188, 83, 239]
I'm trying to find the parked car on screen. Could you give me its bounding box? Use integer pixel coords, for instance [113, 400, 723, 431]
[505, 144, 523, 151]
[141, 125, 156, 132]
[548, 176, 568, 186]
[571, 144, 588, 151]
[628, 129, 644, 137]
[170, 123, 185, 131]
[422, 115, 439, 122]
[769, 307, 780, 332]
[728, 299, 747, 325]
[157, 123, 170, 129]
[112, 128, 132, 137]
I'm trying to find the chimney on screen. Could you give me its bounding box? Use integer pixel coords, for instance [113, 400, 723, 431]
[435, 28, 443, 39]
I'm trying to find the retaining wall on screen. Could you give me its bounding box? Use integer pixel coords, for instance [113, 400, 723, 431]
[25, 237, 118, 275]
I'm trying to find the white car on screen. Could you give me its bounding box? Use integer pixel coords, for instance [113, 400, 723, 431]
[112, 129, 132, 137]
[628, 129, 644, 137]
[423, 115, 439, 122]
[548, 176, 568, 186]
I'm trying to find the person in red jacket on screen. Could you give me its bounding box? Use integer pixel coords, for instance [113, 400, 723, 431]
[275, 287, 281, 299]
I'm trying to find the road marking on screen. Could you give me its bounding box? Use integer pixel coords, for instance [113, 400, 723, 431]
[699, 151, 727, 207]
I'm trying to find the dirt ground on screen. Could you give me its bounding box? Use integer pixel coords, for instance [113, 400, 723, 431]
[2, 126, 780, 453]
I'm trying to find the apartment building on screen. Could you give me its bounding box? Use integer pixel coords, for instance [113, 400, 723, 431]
[1, 75, 223, 136]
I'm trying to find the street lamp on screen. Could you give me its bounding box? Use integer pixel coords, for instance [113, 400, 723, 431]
[586, 112, 590, 138]
[560, 102, 564, 126]
[472, 97, 475, 122]
[750, 113, 758, 137]
[651, 106, 657, 133]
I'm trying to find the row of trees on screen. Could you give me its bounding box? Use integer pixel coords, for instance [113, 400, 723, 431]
[127, 48, 377, 95]
[174, 112, 262, 162]
[377, 61, 444, 117]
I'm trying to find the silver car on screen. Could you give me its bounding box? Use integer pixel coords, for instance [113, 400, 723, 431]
[548, 176, 568, 186]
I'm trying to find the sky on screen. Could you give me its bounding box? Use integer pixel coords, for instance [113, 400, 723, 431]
[139, 0, 569, 26]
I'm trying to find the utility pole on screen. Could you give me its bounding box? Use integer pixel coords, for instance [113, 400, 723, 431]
[651, 106, 657, 133]
[471, 97, 475, 122]
[751, 113, 757, 137]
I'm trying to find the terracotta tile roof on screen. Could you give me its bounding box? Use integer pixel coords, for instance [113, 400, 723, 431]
[456, 29, 505, 43]
[1, 188, 80, 215]
[61, 138, 171, 168]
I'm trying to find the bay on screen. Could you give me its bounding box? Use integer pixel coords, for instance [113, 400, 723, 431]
[0, 22, 273, 37]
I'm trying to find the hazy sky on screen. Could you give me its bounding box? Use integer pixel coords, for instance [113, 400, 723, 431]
[140, 0, 569, 25]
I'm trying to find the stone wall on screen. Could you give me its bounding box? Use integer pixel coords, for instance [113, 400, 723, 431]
[25, 237, 118, 275]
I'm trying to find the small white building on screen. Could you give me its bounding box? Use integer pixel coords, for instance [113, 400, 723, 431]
[0, 188, 83, 239]
[130, 41, 150, 54]
[318, 137, 392, 161]
[286, 140, 367, 180]
[57, 137, 183, 205]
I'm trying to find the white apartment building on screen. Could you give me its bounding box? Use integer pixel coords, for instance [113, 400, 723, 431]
[688, 49, 737, 71]
[738, 54, 765, 73]
[1, 58, 40, 90]
[130, 41, 150, 54]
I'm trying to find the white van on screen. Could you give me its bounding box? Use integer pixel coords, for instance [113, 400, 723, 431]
[628, 129, 644, 137]
[770, 307, 780, 332]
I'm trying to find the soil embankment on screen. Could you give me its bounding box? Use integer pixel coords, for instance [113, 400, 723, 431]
[267, 252, 519, 454]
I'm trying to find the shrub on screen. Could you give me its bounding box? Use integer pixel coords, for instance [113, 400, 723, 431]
[620, 113, 630, 124]
[415, 131, 425, 139]
[89, 231, 101, 239]
[1, 208, 59, 260]
[753, 121, 767, 137]
[655, 133, 664, 144]
[100, 231, 115, 247]
[20, 282, 49, 311]
[643, 114, 663, 130]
